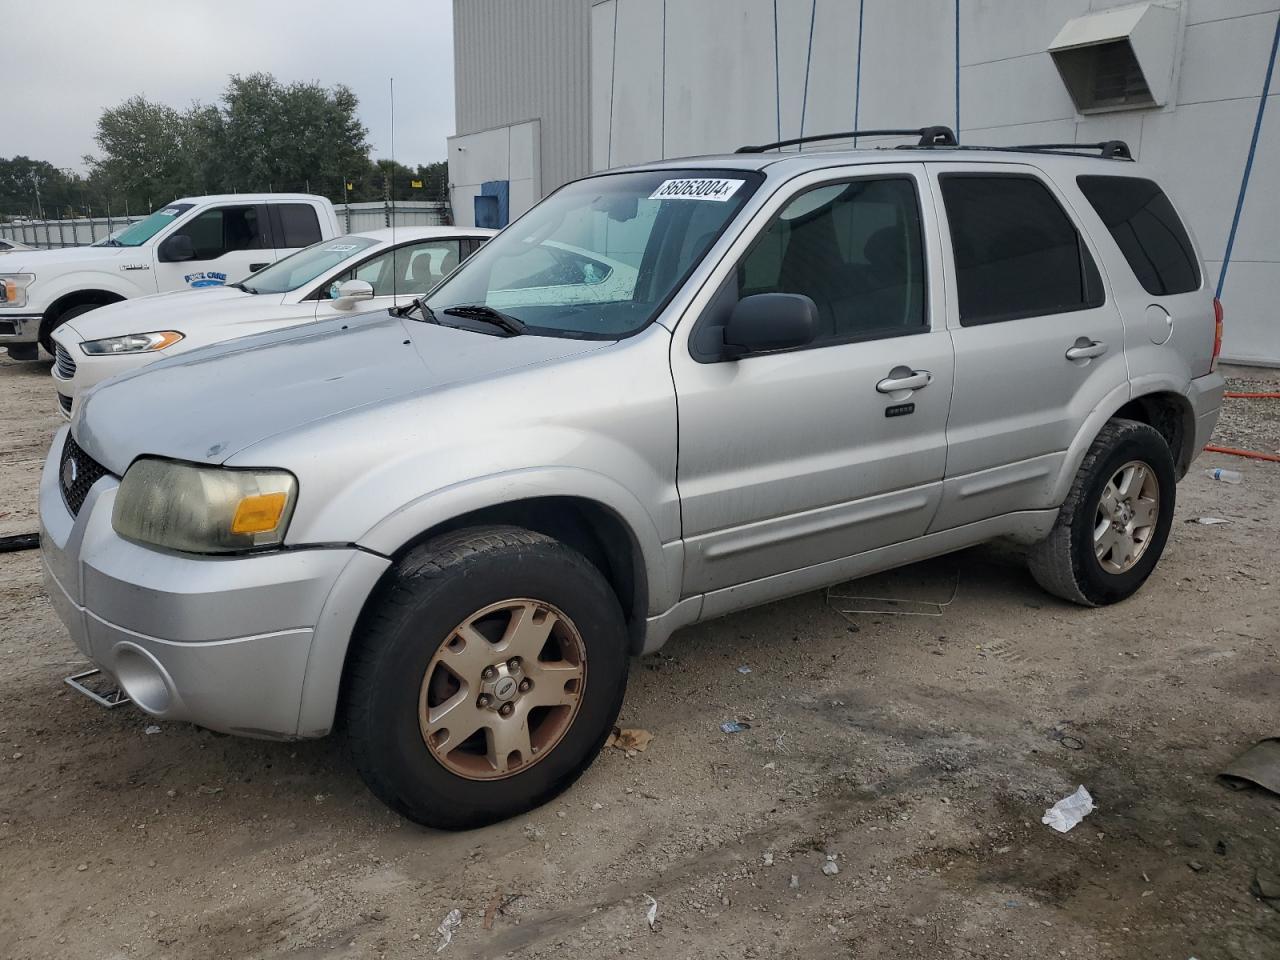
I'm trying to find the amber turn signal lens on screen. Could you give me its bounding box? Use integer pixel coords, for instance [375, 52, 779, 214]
[230, 492, 288, 535]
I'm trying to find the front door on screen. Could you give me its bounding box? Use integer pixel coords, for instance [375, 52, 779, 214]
[152, 204, 273, 292]
[312, 238, 467, 320]
[671, 166, 954, 595]
[926, 165, 1128, 530]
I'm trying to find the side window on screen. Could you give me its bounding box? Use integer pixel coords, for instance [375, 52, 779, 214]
[736, 176, 927, 343]
[328, 240, 465, 298]
[275, 204, 323, 248]
[172, 205, 267, 260]
[940, 174, 1104, 326]
[1076, 176, 1200, 296]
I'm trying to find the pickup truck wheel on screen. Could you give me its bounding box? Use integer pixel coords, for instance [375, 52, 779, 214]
[343, 526, 629, 829]
[40, 304, 100, 353]
[1029, 419, 1175, 606]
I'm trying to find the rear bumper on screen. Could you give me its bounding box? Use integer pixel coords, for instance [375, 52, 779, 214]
[0, 314, 40, 343]
[1187, 371, 1226, 465]
[39, 428, 390, 739]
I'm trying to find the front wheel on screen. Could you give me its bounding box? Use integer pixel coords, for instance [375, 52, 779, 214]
[342, 526, 629, 829]
[1029, 419, 1176, 606]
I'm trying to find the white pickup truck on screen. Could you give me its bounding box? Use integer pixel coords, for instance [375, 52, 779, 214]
[0, 194, 340, 361]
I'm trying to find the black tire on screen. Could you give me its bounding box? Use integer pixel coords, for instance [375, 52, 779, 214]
[343, 525, 630, 830]
[40, 303, 103, 353]
[6, 343, 39, 362]
[1029, 419, 1176, 606]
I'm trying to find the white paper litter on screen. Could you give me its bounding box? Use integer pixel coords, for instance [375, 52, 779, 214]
[1041, 785, 1095, 833]
[435, 908, 461, 953]
[1192, 517, 1233, 525]
[644, 894, 658, 929]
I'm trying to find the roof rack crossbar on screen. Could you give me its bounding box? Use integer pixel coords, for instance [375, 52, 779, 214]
[736, 125, 957, 154]
[1007, 140, 1133, 160]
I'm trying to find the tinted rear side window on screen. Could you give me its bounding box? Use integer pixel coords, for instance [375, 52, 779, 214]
[1077, 176, 1200, 295]
[940, 174, 1103, 326]
[276, 204, 323, 248]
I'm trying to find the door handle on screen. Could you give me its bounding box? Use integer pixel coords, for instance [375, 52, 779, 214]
[876, 368, 932, 393]
[1065, 338, 1107, 361]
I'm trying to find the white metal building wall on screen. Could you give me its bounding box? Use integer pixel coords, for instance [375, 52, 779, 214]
[451, 0, 591, 221]
[583, 0, 1279, 365]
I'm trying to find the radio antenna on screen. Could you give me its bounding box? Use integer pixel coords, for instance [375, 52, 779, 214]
[389, 76, 398, 305]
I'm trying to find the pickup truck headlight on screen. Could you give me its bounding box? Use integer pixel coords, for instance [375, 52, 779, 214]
[81, 330, 184, 355]
[0, 274, 35, 308]
[112, 458, 298, 554]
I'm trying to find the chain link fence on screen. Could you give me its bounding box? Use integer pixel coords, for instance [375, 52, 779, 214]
[0, 201, 451, 249]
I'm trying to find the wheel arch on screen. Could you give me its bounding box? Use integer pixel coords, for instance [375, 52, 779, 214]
[41, 289, 128, 342]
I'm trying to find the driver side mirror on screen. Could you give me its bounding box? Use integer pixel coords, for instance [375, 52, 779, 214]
[329, 278, 375, 310]
[722, 293, 818, 360]
[158, 234, 195, 263]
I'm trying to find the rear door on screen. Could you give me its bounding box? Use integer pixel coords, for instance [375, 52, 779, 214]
[671, 164, 955, 594]
[927, 163, 1127, 530]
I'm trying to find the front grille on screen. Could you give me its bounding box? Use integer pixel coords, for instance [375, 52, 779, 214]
[54, 343, 77, 379]
[57, 393, 73, 416]
[59, 434, 110, 517]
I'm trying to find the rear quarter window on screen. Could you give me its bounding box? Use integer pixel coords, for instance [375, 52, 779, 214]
[1076, 176, 1200, 296]
[275, 204, 323, 248]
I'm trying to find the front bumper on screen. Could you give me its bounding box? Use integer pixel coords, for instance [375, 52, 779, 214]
[39, 428, 389, 739]
[49, 330, 150, 420]
[0, 313, 40, 343]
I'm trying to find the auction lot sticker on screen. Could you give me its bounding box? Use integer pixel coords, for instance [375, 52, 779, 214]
[649, 178, 745, 202]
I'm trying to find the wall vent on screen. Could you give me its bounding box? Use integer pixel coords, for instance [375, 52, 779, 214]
[1049, 3, 1181, 114]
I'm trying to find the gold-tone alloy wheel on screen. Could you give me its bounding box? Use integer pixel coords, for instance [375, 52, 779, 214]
[1093, 459, 1160, 574]
[418, 599, 587, 780]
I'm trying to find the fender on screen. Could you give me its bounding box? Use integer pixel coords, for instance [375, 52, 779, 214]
[35, 269, 149, 315]
[358, 465, 682, 619]
[1049, 379, 1133, 505]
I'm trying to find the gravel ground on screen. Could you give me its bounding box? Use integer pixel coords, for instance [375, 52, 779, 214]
[0, 356, 1277, 960]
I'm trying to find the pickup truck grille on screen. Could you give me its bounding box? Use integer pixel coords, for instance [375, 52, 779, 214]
[59, 434, 110, 517]
[54, 343, 77, 380]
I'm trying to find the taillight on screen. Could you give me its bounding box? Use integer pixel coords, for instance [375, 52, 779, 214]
[1212, 297, 1224, 371]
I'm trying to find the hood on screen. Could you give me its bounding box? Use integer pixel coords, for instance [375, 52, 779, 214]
[59, 286, 272, 341]
[5, 245, 136, 272]
[75, 310, 608, 475]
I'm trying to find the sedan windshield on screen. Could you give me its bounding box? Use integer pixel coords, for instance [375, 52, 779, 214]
[239, 235, 380, 294]
[105, 204, 195, 247]
[425, 169, 761, 338]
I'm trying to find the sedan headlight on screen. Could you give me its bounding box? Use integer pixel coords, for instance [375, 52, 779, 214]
[112, 458, 298, 554]
[81, 330, 184, 355]
[0, 273, 35, 308]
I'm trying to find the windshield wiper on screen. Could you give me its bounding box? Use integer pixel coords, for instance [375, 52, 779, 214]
[441, 304, 527, 336]
[390, 296, 438, 322]
[229, 281, 259, 294]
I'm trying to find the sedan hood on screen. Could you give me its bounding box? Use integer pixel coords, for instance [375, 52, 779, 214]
[60, 286, 278, 342]
[75, 311, 608, 475]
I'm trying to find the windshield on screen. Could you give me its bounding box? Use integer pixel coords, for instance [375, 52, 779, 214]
[106, 203, 194, 247]
[425, 169, 760, 338]
[239, 235, 380, 294]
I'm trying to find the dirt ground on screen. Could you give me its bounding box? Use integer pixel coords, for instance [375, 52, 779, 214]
[0, 355, 1277, 960]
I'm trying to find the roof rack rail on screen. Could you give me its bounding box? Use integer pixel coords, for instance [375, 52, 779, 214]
[736, 125, 957, 154]
[1006, 140, 1133, 160]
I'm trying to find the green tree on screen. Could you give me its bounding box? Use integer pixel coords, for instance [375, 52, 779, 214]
[88, 96, 187, 212]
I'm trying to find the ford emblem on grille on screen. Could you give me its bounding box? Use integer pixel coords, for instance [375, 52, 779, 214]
[62, 454, 79, 489]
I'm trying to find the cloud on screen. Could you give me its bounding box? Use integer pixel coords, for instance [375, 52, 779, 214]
[6, 0, 455, 170]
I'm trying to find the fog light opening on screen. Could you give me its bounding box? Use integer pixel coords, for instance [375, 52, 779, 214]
[113, 646, 173, 715]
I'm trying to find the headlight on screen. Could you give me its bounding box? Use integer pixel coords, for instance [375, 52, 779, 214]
[81, 330, 184, 355]
[0, 273, 35, 308]
[112, 458, 298, 554]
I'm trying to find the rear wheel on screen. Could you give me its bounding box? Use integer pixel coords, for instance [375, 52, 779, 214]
[1029, 419, 1176, 606]
[343, 526, 629, 829]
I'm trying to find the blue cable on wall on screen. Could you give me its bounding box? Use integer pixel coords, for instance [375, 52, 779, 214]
[607, 0, 620, 167]
[799, 0, 818, 151]
[1217, 11, 1280, 301]
[660, 0, 667, 158]
[853, 0, 865, 146]
[773, 0, 782, 144]
[954, 0, 961, 138]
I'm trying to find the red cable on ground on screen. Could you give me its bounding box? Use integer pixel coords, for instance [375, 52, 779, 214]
[1224, 391, 1280, 399]
[1204, 444, 1280, 463]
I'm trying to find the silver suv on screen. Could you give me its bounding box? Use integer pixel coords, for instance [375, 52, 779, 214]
[40, 128, 1225, 829]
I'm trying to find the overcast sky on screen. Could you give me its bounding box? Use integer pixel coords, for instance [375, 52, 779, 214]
[7, 0, 455, 172]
